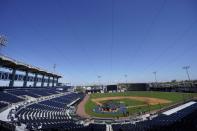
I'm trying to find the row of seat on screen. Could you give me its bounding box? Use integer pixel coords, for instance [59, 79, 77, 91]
[7, 88, 61, 98]
[7, 90, 40, 98]
[39, 100, 66, 109]
[52, 93, 82, 104]
[0, 87, 69, 110]
[26, 120, 81, 130]
[112, 102, 197, 131]
[15, 92, 84, 130]
[0, 92, 24, 103]
[68, 124, 106, 131]
[0, 102, 8, 109]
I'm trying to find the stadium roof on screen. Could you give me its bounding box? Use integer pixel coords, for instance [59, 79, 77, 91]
[0, 55, 62, 78]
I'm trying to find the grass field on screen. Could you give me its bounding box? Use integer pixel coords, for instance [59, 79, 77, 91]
[85, 91, 197, 118]
[99, 99, 144, 107]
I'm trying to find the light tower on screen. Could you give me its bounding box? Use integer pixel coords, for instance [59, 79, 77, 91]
[124, 74, 128, 83]
[153, 71, 157, 82]
[182, 66, 193, 93]
[97, 75, 101, 85]
[124, 74, 128, 90]
[53, 64, 56, 73]
[0, 35, 7, 55]
[153, 71, 157, 87]
[182, 66, 191, 81]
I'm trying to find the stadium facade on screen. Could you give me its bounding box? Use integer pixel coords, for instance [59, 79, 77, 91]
[0, 55, 61, 88]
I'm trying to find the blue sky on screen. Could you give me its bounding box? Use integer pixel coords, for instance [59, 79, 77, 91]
[1, 0, 197, 85]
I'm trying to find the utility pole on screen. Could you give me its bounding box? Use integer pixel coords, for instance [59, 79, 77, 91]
[0, 35, 7, 55]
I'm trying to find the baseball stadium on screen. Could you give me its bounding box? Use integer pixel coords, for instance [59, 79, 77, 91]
[0, 55, 197, 131]
[1, 0, 197, 131]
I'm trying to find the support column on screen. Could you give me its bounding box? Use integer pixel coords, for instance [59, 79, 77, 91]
[52, 76, 55, 87]
[47, 76, 50, 87]
[9, 69, 16, 87]
[23, 71, 28, 87]
[41, 75, 45, 87]
[33, 73, 38, 87]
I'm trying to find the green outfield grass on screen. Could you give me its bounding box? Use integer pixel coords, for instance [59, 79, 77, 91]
[85, 91, 197, 118]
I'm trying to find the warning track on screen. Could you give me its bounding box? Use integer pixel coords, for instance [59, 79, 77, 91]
[76, 94, 90, 118]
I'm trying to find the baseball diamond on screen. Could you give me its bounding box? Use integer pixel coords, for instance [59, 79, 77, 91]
[76, 91, 197, 118]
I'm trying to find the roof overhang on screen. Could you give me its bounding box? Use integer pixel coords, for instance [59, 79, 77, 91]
[0, 55, 62, 78]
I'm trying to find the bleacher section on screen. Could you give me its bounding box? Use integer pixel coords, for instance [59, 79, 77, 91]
[0, 92, 24, 103]
[0, 88, 68, 109]
[0, 88, 63, 111]
[7, 88, 62, 98]
[0, 102, 8, 109]
[7, 90, 40, 98]
[112, 101, 197, 131]
[70, 124, 106, 131]
[0, 120, 15, 131]
[14, 92, 84, 130]
[27, 89, 57, 96]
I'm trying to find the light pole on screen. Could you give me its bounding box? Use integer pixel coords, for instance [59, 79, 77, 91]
[182, 66, 191, 81]
[123, 74, 128, 91]
[53, 64, 56, 73]
[182, 66, 192, 88]
[97, 75, 101, 85]
[153, 71, 157, 87]
[124, 74, 128, 83]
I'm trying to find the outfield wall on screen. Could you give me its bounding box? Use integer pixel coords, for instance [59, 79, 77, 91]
[118, 83, 148, 91]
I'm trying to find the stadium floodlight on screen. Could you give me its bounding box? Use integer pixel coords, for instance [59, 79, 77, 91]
[0, 35, 7, 55]
[124, 74, 128, 83]
[53, 64, 56, 73]
[182, 66, 191, 81]
[153, 71, 157, 82]
[97, 75, 101, 79]
[153, 71, 158, 87]
[97, 75, 102, 85]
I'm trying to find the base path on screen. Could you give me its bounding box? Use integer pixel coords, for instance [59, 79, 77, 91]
[76, 94, 90, 118]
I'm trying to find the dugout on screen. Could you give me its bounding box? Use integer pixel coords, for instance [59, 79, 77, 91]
[106, 85, 117, 92]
